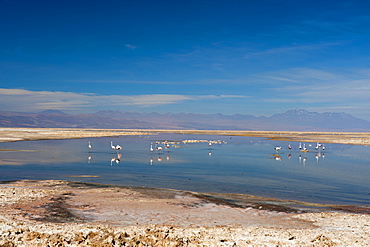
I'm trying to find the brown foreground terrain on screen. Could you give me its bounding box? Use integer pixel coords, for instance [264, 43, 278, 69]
[0, 128, 370, 246]
[1, 180, 369, 246]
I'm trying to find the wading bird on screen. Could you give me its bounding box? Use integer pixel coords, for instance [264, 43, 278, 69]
[111, 141, 116, 151]
[115, 144, 122, 152]
[111, 141, 122, 152]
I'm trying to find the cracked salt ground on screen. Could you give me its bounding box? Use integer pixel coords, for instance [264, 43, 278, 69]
[0, 180, 369, 246]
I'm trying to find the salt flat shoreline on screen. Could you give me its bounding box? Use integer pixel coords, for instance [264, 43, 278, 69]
[1, 127, 370, 246]
[0, 180, 369, 246]
[1, 127, 370, 146]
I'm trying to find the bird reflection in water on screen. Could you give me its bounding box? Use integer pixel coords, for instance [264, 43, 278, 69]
[149, 154, 170, 165]
[315, 151, 325, 163]
[110, 153, 122, 166]
[298, 155, 307, 165]
[270, 154, 281, 161]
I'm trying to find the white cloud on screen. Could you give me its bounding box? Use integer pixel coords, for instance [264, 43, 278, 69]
[0, 88, 245, 113]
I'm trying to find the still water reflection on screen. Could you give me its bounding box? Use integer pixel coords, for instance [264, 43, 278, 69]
[0, 133, 369, 205]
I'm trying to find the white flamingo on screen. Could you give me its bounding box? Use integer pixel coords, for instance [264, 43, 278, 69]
[315, 142, 319, 150]
[299, 143, 302, 150]
[288, 143, 292, 149]
[150, 143, 154, 152]
[155, 142, 162, 152]
[111, 141, 116, 151]
[111, 141, 122, 151]
[274, 146, 282, 152]
[115, 144, 122, 152]
[88, 141, 92, 152]
[165, 141, 170, 150]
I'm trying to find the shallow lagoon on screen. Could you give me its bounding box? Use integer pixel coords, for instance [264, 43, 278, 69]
[0, 133, 369, 205]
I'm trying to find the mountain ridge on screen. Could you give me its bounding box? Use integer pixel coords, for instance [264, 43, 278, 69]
[0, 109, 369, 131]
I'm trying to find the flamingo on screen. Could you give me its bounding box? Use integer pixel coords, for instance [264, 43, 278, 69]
[299, 143, 302, 150]
[302, 143, 307, 151]
[155, 142, 162, 152]
[274, 146, 282, 152]
[111, 141, 116, 151]
[150, 143, 154, 152]
[288, 143, 292, 149]
[165, 141, 170, 150]
[315, 142, 319, 150]
[322, 144, 325, 150]
[88, 141, 92, 152]
[115, 144, 122, 152]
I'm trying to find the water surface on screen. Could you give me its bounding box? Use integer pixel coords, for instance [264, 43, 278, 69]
[0, 133, 369, 205]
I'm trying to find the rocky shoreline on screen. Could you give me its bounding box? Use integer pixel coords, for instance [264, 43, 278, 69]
[0, 180, 369, 246]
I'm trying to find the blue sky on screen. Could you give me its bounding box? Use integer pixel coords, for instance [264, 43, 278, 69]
[1, 0, 370, 120]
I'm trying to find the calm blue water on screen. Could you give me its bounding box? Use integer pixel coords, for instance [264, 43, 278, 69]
[0, 133, 369, 205]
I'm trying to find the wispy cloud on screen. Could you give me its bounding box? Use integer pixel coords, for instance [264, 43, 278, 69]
[260, 68, 343, 84]
[268, 68, 370, 103]
[252, 67, 370, 119]
[125, 44, 137, 50]
[0, 88, 245, 113]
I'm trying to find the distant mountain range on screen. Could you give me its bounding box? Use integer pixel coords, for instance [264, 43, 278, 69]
[0, 109, 370, 131]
